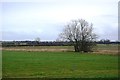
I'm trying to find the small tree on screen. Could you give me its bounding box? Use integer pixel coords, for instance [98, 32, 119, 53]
[99, 39, 110, 44]
[35, 37, 40, 42]
[58, 19, 97, 52]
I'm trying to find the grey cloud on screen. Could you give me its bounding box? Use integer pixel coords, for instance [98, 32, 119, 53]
[1, 0, 118, 41]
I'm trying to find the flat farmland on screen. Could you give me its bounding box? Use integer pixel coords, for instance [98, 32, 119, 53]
[2, 44, 119, 78]
[2, 50, 118, 78]
[2, 44, 118, 55]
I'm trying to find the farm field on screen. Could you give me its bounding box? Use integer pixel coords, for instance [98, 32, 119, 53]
[2, 44, 118, 55]
[2, 50, 118, 78]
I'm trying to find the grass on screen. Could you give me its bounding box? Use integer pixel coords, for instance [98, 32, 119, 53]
[96, 44, 118, 50]
[2, 50, 118, 78]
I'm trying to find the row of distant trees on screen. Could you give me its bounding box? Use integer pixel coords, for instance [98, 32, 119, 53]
[2, 39, 119, 46]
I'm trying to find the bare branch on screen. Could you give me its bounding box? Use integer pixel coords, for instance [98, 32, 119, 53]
[58, 19, 97, 52]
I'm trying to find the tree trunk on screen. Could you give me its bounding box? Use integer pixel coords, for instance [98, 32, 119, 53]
[74, 45, 79, 52]
[74, 39, 80, 52]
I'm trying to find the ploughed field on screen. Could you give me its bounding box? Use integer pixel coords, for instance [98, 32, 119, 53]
[2, 50, 118, 78]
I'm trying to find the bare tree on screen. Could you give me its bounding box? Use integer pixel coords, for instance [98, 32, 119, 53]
[59, 19, 97, 52]
[35, 37, 40, 42]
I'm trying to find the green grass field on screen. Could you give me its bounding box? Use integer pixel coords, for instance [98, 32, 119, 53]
[2, 50, 118, 78]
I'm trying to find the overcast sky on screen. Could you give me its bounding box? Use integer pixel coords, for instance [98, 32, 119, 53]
[1, 0, 118, 41]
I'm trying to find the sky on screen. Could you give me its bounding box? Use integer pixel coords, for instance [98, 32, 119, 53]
[0, 0, 118, 41]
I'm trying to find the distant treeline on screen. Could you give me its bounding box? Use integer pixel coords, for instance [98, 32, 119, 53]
[1, 41, 72, 47]
[1, 40, 119, 47]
